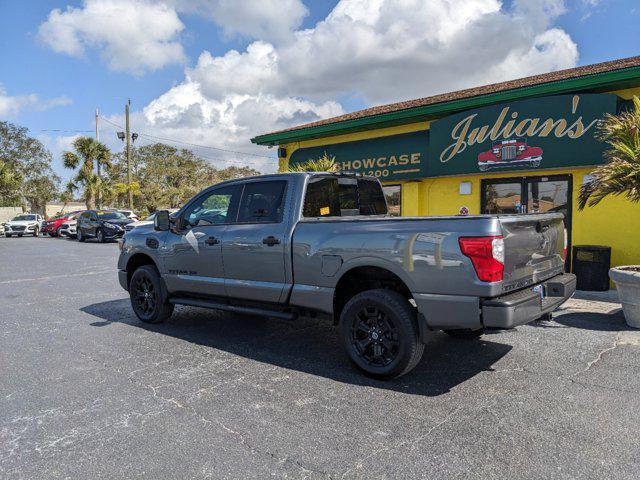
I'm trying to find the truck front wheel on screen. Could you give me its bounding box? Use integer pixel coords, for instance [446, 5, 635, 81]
[339, 289, 424, 379]
[129, 265, 174, 324]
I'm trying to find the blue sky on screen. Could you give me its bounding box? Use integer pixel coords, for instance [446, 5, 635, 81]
[0, 0, 638, 183]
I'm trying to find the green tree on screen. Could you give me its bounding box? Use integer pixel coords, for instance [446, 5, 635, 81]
[0, 121, 59, 210]
[0, 158, 23, 206]
[107, 143, 259, 214]
[579, 96, 640, 209]
[58, 189, 74, 210]
[63, 137, 110, 210]
[24, 176, 60, 214]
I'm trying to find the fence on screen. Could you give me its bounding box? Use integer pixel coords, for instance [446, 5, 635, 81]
[0, 206, 23, 223]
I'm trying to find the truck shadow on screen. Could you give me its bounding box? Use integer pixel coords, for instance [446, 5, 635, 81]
[82, 299, 512, 397]
[530, 309, 630, 332]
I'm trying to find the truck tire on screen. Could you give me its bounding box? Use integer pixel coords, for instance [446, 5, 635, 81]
[339, 289, 424, 379]
[443, 328, 484, 339]
[129, 265, 174, 324]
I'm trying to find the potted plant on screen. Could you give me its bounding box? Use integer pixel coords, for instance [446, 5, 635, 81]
[579, 96, 640, 328]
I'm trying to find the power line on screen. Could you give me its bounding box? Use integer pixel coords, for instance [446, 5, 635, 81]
[132, 135, 270, 167]
[100, 116, 274, 159]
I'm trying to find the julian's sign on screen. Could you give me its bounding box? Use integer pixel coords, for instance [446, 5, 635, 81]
[428, 94, 618, 177]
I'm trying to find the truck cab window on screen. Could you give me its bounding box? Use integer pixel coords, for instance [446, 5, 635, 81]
[303, 177, 388, 217]
[237, 181, 287, 223]
[185, 185, 239, 227]
[358, 179, 388, 215]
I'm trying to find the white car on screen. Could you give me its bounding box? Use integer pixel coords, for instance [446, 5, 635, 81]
[59, 219, 78, 238]
[4, 214, 44, 237]
[124, 209, 178, 232]
[119, 210, 140, 222]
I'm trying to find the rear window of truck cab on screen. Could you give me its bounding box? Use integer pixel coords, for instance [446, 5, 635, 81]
[303, 176, 387, 217]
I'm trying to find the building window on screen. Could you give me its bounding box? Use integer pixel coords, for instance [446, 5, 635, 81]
[382, 185, 401, 216]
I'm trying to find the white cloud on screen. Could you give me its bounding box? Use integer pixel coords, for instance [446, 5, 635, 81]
[271, 0, 577, 103]
[96, 0, 577, 173]
[0, 84, 72, 117]
[38, 0, 186, 75]
[173, 0, 308, 44]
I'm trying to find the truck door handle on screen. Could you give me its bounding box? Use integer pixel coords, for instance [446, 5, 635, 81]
[262, 236, 280, 246]
[205, 236, 219, 245]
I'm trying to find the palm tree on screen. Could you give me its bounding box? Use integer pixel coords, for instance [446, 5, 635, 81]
[579, 96, 640, 209]
[63, 137, 110, 209]
[287, 151, 339, 172]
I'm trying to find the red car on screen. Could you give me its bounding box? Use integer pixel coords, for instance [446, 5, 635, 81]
[477, 139, 543, 171]
[43, 211, 82, 237]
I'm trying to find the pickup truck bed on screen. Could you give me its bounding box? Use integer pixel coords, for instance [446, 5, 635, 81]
[118, 172, 575, 379]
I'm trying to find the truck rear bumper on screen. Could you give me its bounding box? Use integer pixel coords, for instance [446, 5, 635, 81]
[481, 273, 576, 329]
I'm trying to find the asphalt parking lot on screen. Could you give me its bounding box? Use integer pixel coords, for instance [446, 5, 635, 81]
[1, 236, 639, 479]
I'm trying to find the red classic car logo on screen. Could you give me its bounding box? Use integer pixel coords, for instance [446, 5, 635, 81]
[477, 139, 543, 171]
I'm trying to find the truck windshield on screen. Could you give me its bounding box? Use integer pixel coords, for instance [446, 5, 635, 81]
[303, 177, 387, 217]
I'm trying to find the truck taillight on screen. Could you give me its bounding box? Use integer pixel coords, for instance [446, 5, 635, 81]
[458, 236, 504, 282]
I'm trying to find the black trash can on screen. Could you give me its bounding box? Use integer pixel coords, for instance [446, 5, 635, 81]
[571, 245, 611, 291]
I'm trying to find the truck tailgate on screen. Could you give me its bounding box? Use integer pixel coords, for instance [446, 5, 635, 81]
[499, 213, 565, 292]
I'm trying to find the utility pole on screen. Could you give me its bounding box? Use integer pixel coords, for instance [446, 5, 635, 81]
[125, 99, 133, 210]
[95, 108, 101, 208]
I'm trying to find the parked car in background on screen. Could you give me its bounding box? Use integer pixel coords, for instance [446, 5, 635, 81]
[0, 223, 5, 235]
[59, 211, 84, 238]
[43, 211, 81, 237]
[4, 214, 44, 237]
[124, 209, 179, 232]
[119, 210, 140, 222]
[77, 210, 133, 242]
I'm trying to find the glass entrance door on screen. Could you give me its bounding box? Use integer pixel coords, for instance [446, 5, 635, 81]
[481, 175, 572, 269]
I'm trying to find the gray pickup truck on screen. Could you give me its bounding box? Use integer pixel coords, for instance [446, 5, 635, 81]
[117, 172, 576, 378]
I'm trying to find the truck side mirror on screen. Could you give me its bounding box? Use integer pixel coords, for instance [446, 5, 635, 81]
[154, 210, 170, 231]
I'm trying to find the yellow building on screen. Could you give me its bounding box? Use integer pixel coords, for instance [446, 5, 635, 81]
[252, 57, 640, 271]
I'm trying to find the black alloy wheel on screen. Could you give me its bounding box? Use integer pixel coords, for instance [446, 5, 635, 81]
[129, 265, 174, 323]
[351, 305, 400, 367]
[340, 289, 424, 379]
[133, 274, 156, 318]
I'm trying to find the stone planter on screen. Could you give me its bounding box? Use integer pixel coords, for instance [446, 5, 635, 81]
[609, 266, 640, 328]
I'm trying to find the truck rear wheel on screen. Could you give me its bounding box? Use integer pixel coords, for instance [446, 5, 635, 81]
[129, 265, 174, 324]
[339, 289, 424, 379]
